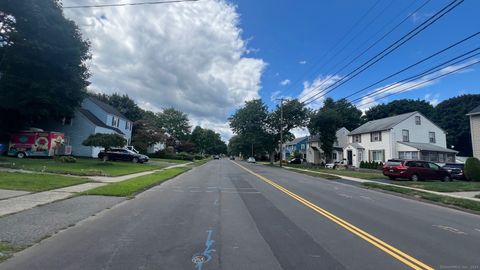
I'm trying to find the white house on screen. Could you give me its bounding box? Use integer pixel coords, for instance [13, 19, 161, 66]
[344, 111, 457, 167]
[467, 105, 480, 159]
[306, 127, 350, 164]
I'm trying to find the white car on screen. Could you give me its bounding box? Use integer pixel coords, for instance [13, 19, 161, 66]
[247, 157, 256, 163]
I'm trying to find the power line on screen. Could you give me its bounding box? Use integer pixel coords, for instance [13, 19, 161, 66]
[299, 0, 432, 103]
[355, 59, 480, 108]
[63, 0, 199, 9]
[350, 48, 480, 104]
[302, 0, 464, 106]
[343, 32, 479, 101]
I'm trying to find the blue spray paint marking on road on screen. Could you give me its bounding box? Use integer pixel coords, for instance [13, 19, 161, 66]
[192, 229, 215, 270]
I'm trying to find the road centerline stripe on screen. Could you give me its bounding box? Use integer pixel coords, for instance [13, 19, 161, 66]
[233, 161, 434, 270]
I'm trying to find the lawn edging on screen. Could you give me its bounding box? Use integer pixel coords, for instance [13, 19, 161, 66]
[363, 182, 480, 213]
[81, 167, 190, 197]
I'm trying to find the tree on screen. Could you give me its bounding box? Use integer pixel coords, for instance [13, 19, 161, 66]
[131, 119, 165, 153]
[228, 134, 252, 157]
[434, 94, 480, 156]
[191, 126, 227, 155]
[308, 108, 341, 162]
[157, 108, 191, 143]
[464, 157, 480, 182]
[363, 99, 435, 123]
[0, 0, 90, 139]
[321, 98, 362, 130]
[82, 133, 126, 150]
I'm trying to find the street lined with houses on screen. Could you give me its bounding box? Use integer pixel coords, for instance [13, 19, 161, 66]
[1, 160, 480, 270]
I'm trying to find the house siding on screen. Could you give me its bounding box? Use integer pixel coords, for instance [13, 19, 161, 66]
[471, 114, 480, 159]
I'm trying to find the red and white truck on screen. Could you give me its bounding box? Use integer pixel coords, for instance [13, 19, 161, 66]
[7, 130, 71, 158]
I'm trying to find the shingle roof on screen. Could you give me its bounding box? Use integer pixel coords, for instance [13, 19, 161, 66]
[308, 134, 320, 143]
[397, 141, 458, 153]
[285, 136, 308, 146]
[78, 108, 125, 135]
[349, 111, 417, 135]
[467, 105, 480, 116]
[88, 96, 128, 120]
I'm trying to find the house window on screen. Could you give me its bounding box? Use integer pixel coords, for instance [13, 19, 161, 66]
[358, 150, 363, 162]
[429, 132, 436, 143]
[332, 152, 337, 160]
[62, 117, 72, 126]
[399, 151, 418, 160]
[111, 116, 120, 127]
[370, 132, 382, 142]
[371, 150, 384, 162]
[125, 121, 130, 130]
[301, 144, 305, 150]
[402, 129, 409, 142]
[353, 135, 361, 143]
[415, 116, 421, 125]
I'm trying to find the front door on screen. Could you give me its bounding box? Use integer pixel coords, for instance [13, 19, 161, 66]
[347, 150, 353, 166]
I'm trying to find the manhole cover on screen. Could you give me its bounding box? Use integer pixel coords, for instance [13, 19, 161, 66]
[192, 255, 207, 264]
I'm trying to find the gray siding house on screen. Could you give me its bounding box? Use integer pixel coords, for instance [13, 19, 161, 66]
[45, 97, 133, 157]
[467, 105, 480, 159]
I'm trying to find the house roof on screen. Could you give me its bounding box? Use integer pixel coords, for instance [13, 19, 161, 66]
[347, 143, 364, 149]
[397, 141, 458, 153]
[467, 105, 480, 116]
[285, 136, 308, 146]
[78, 108, 125, 135]
[87, 96, 128, 120]
[349, 111, 417, 135]
[308, 134, 320, 143]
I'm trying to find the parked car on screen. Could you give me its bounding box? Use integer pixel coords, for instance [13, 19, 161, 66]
[213, 155, 220, 160]
[229, 156, 235, 160]
[442, 163, 466, 180]
[98, 148, 149, 163]
[383, 159, 451, 181]
[288, 157, 302, 164]
[325, 162, 340, 169]
[247, 157, 256, 163]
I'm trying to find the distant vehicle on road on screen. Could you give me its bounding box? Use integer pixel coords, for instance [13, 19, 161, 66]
[213, 155, 220, 159]
[229, 156, 235, 160]
[442, 163, 466, 180]
[98, 148, 149, 163]
[288, 157, 302, 164]
[247, 157, 256, 163]
[383, 159, 451, 181]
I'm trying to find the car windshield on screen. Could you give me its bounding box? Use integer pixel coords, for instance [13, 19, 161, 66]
[386, 161, 403, 166]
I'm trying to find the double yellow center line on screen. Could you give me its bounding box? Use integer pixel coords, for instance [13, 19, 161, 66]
[233, 162, 433, 270]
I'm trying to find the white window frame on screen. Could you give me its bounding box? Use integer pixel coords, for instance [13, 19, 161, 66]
[402, 129, 409, 142]
[415, 116, 421, 125]
[370, 131, 382, 142]
[429, 132, 436, 143]
[353, 135, 361, 143]
[371, 150, 384, 162]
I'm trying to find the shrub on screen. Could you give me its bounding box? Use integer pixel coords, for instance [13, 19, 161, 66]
[465, 157, 480, 181]
[360, 161, 365, 168]
[194, 154, 203, 160]
[55, 156, 77, 163]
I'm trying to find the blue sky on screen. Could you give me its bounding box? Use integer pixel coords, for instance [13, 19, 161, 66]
[231, 0, 480, 110]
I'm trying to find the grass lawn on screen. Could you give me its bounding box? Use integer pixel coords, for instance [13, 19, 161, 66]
[82, 167, 190, 197]
[0, 242, 20, 262]
[363, 182, 480, 212]
[0, 172, 89, 192]
[287, 168, 341, 180]
[392, 181, 480, 192]
[150, 158, 191, 164]
[0, 157, 166, 176]
[285, 165, 387, 180]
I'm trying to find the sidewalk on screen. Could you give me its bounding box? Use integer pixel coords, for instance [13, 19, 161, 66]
[284, 166, 480, 202]
[0, 163, 191, 217]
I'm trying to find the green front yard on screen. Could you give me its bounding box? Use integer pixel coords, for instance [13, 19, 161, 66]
[0, 172, 89, 192]
[82, 167, 190, 197]
[0, 157, 171, 176]
[392, 181, 480, 192]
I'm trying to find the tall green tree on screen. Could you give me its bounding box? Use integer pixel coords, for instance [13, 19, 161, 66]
[363, 99, 435, 123]
[434, 94, 480, 156]
[157, 108, 191, 142]
[0, 0, 90, 138]
[321, 98, 362, 130]
[308, 108, 341, 162]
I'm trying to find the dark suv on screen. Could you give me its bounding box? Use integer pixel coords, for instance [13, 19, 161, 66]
[98, 148, 149, 163]
[442, 163, 466, 180]
[383, 159, 451, 181]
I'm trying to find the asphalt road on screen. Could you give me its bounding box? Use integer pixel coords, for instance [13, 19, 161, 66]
[1, 160, 480, 270]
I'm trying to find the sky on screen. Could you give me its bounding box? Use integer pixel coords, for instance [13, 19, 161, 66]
[62, 0, 480, 140]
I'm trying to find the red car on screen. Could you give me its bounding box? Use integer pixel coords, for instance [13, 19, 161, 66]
[383, 159, 452, 181]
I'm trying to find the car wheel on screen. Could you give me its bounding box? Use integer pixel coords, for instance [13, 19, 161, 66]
[411, 174, 419, 182]
[444, 175, 452, 182]
[132, 157, 139, 163]
[16, 152, 26, 159]
[388, 176, 396, 180]
[102, 155, 109, 162]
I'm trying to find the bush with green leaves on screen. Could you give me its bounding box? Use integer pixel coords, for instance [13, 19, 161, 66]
[464, 157, 480, 181]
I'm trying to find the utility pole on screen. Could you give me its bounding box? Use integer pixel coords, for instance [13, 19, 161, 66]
[277, 98, 286, 167]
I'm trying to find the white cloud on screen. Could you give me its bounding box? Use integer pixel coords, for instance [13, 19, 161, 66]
[356, 60, 477, 111]
[299, 60, 307, 65]
[280, 79, 291, 86]
[64, 0, 265, 141]
[298, 75, 342, 109]
[424, 93, 440, 106]
[291, 127, 309, 138]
